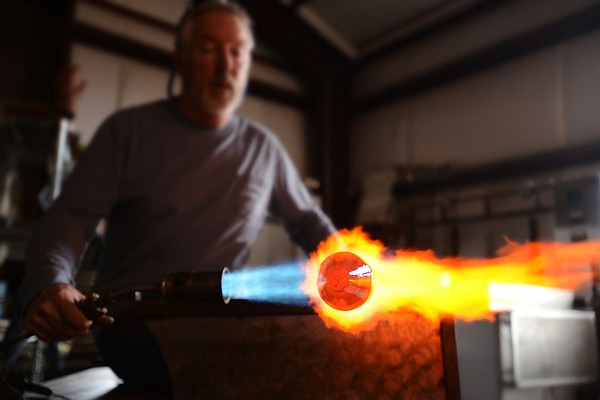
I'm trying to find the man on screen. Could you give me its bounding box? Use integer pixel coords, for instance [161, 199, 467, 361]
[22, 0, 337, 394]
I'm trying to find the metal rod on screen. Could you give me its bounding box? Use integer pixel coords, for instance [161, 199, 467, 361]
[52, 117, 70, 200]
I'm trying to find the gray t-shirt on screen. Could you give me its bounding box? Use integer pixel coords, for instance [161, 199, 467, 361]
[23, 99, 336, 302]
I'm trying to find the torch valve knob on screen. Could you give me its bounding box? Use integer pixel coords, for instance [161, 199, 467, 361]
[76, 293, 109, 322]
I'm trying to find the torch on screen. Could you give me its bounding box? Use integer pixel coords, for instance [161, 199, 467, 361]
[1, 253, 372, 352]
[0, 269, 232, 353]
[74, 268, 233, 322]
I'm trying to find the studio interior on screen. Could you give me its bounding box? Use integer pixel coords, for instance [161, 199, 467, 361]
[1, 0, 600, 399]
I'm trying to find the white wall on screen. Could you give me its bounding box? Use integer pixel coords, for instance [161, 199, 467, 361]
[75, 0, 186, 52]
[563, 29, 600, 144]
[353, 0, 598, 99]
[351, 26, 600, 186]
[71, 44, 171, 146]
[351, 23, 600, 259]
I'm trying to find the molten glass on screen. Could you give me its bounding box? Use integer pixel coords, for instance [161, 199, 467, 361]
[317, 251, 373, 311]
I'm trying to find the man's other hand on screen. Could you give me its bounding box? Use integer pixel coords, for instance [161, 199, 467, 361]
[24, 284, 112, 342]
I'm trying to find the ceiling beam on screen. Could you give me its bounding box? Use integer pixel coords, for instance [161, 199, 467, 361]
[289, 0, 311, 12]
[237, 0, 349, 77]
[79, 0, 175, 32]
[356, 0, 504, 66]
[354, 2, 600, 115]
[392, 138, 600, 198]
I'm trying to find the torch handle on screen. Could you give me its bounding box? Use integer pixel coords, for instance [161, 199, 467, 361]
[0, 271, 228, 354]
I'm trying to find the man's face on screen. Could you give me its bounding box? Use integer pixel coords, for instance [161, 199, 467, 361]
[177, 11, 253, 124]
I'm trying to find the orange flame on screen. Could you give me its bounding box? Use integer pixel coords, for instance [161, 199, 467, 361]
[301, 227, 597, 333]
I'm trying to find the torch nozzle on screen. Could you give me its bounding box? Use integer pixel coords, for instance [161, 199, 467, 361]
[160, 268, 231, 304]
[317, 252, 373, 311]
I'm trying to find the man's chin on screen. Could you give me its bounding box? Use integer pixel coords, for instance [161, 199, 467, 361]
[206, 96, 242, 115]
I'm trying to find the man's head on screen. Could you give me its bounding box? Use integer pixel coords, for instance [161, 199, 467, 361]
[175, 0, 254, 127]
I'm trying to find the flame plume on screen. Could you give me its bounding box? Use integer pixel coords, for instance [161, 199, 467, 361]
[302, 227, 595, 333]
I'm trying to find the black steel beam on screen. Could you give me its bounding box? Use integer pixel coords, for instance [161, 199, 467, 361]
[247, 80, 309, 110]
[236, 0, 349, 77]
[392, 139, 600, 199]
[73, 22, 172, 69]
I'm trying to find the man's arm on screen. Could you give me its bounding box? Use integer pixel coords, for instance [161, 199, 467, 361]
[270, 143, 338, 254]
[22, 116, 124, 340]
[22, 211, 108, 341]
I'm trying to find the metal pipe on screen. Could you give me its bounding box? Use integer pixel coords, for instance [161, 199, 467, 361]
[160, 268, 231, 304]
[52, 117, 70, 200]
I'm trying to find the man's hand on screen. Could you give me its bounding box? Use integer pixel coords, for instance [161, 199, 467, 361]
[24, 284, 112, 342]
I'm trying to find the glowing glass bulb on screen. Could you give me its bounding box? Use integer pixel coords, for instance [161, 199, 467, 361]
[317, 251, 373, 311]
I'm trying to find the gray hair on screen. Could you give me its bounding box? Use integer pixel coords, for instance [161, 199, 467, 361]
[175, 0, 254, 52]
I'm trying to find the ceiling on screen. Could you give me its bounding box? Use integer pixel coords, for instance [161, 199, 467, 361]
[277, 0, 491, 59]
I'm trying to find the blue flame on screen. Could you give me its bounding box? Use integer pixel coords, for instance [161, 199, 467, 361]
[224, 261, 309, 305]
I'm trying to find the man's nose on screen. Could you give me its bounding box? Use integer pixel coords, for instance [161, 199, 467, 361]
[216, 50, 235, 72]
